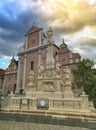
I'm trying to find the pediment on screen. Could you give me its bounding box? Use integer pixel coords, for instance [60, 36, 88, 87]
[26, 26, 42, 35]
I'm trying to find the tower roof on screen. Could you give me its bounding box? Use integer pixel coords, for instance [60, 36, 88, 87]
[25, 26, 42, 36]
[60, 39, 67, 48]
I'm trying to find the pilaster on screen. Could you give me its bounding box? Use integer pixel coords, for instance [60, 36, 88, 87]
[23, 54, 27, 89]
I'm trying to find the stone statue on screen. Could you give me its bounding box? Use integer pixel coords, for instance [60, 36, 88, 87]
[27, 70, 35, 87]
[38, 63, 44, 78]
[42, 82, 55, 92]
[63, 66, 71, 85]
[56, 62, 61, 76]
[47, 27, 54, 44]
[64, 66, 71, 74]
[28, 70, 34, 82]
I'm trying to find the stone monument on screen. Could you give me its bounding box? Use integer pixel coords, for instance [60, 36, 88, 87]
[3, 27, 92, 113]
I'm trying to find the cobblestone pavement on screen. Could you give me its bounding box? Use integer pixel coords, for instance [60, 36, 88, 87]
[0, 120, 91, 130]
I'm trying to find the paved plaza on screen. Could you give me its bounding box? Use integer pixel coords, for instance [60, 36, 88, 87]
[0, 120, 91, 130]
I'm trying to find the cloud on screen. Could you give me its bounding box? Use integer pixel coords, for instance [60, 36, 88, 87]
[80, 37, 96, 47]
[0, 0, 96, 69]
[0, 0, 43, 57]
[66, 36, 96, 60]
[37, 0, 96, 34]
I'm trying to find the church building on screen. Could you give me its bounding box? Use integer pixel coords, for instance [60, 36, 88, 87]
[3, 57, 18, 93]
[17, 26, 81, 91]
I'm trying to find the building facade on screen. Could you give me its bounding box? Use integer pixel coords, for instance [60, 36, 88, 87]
[17, 26, 81, 91]
[0, 69, 5, 90]
[5, 26, 91, 114]
[3, 57, 18, 93]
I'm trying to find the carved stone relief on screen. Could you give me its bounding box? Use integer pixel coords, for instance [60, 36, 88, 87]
[42, 81, 55, 92]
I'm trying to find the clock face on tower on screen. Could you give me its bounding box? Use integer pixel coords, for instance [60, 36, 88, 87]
[31, 39, 35, 44]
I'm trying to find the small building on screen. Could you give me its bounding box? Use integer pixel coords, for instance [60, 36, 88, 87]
[3, 57, 18, 94]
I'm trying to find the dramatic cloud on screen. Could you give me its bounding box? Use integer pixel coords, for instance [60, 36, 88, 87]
[67, 37, 96, 60]
[0, 0, 96, 69]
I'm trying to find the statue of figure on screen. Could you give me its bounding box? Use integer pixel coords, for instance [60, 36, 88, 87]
[47, 27, 54, 44]
[42, 82, 55, 92]
[27, 70, 37, 93]
[63, 66, 71, 85]
[64, 66, 71, 73]
[56, 62, 61, 76]
[27, 70, 35, 87]
[28, 70, 34, 82]
[38, 63, 44, 77]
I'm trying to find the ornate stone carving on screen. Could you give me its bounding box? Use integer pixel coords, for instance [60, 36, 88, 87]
[42, 81, 55, 92]
[27, 70, 36, 88]
[38, 63, 44, 78]
[28, 70, 34, 81]
[47, 27, 54, 44]
[63, 66, 74, 98]
[56, 62, 61, 77]
[63, 66, 71, 85]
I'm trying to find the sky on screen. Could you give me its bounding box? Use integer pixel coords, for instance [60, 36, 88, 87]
[0, 0, 96, 69]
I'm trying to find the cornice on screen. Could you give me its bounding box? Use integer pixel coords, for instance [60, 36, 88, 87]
[18, 43, 60, 56]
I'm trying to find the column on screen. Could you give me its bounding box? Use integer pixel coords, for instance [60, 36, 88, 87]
[46, 45, 54, 69]
[39, 30, 42, 45]
[38, 50, 42, 67]
[16, 57, 21, 89]
[23, 54, 27, 89]
[25, 36, 28, 50]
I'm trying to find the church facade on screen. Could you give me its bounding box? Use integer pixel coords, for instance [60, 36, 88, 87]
[3, 57, 18, 93]
[4, 26, 91, 114]
[17, 26, 81, 92]
[0, 69, 5, 90]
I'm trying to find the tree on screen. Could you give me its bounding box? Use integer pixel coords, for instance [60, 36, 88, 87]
[73, 59, 96, 100]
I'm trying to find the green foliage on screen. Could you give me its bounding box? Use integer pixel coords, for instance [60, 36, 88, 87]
[93, 99, 96, 108]
[73, 59, 96, 101]
[91, 86, 96, 100]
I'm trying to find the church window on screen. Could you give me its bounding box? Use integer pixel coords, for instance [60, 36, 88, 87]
[62, 57, 66, 62]
[14, 75, 17, 80]
[31, 61, 34, 70]
[70, 59, 73, 63]
[76, 58, 79, 63]
[70, 52, 72, 58]
[9, 77, 10, 81]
